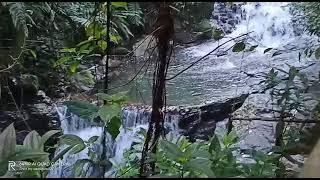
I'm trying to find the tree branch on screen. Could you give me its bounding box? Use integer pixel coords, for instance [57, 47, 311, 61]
[166, 32, 253, 81]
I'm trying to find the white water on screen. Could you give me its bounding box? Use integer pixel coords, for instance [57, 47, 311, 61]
[49, 2, 319, 177]
[182, 2, 317, 58]
[48, 106, 180, 177]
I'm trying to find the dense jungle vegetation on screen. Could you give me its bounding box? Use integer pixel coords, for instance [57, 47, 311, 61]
[1, 2, 320, 178]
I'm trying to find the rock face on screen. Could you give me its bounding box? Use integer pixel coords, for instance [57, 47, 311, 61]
[122, 93, 249, 140]
[211, 2, 245, 34]
[178, 93, 249, 140]
[0, 90, 60, 145]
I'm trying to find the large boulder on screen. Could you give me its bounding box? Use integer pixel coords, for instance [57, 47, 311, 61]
[178, 93, 249, 140]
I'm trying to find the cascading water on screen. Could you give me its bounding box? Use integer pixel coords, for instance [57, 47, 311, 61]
[49, 2, 319, 177]
[48, 105, 180, 178]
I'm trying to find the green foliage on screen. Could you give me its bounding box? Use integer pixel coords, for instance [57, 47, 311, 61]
[293, 2, 320, 36]
[117, 131, 278, 178]
[63, 100, 100, 121]
[97, 91, 129, 105]
[0, 124, 59, 177]
[8, 2, 35, 39]
[265, 65, 309, 113]
[56, 133, 112, 178]
[94, 2, 143, 44]
[233, 42, 246, 53]
[64, 91, 128, 139]
[171, 2, 214, 32]
[212, 29, 224, 41]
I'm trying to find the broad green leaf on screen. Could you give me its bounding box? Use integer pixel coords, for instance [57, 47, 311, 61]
[106, 116, 121, 139]
[69, 61, 80, 74]
[98, 40, 108, 51]
[54, 56, 71, 67]
[223, 131, 238, 147]
[0, 123, 16, 160]
[51, 145, 74, 163]
[264, 48, 273, 53]
[98, 104, 121, 122]
[232, 42, 246, 53]
[87, 136, 99, 144]
[315, 47, 320, 60]
[110, 34, 121, 44]
[209, 135, 221, 154]
[64, 101, 99, 121]
[212, 29, 224, 41]
[60, 134, 84, 147]
[73, 159, 92, 177]
[97, 91, 128, 104]
[23, 131, 41, 150]
[13, 150, 49, 161]
[160, 140, 184, 160]
[184, 158, 215, 177]
[192, 149, 211, 159]
[39, 130, 60, 150]
[69, 143, 86, 155]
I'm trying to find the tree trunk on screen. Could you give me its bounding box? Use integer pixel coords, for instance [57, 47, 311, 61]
[139, 2, 174, 177]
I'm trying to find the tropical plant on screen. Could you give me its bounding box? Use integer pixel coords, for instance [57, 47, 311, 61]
[64, 91, 128, 139]
[117, 131, 278, 178]
[50, 91, 129, 177]
[0, 123, 60, 178]
[52, 133, 110, 178]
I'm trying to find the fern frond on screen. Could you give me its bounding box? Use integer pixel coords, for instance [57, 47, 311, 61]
[8, 2, 35, 38]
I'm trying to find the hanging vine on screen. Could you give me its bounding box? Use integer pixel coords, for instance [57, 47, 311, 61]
[139, 2, 174, 177]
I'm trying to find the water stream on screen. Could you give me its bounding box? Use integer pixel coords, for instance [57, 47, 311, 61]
[49, 2, 319, 177]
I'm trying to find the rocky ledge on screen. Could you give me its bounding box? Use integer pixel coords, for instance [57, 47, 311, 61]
[122, 93, 249, 141]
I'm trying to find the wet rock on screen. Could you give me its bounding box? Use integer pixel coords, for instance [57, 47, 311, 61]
[174, 31, 197, 44]
[0, 91, 59, 144]
[178, 93, 249, 140]
[108, 70, 120, 79]
[228, 19, 236, 26]
[120, 94, 248, 141]
[101, 56, 122, 68]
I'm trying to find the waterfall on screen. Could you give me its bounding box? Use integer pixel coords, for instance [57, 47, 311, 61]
[48, 105, 180, 178]
[49, 2, 318, 177]
[47, 106, 106, 178]
[184, 2, 316, 57]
